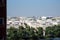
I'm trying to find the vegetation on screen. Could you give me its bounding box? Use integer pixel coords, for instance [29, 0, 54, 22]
[45, 25, 60, 38]
[7, 24, 60, 40]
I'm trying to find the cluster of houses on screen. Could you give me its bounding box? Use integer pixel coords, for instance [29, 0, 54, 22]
[7, 16, 60, 29]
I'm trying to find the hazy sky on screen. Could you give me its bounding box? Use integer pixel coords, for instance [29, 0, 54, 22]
[7, 0, 60, 17]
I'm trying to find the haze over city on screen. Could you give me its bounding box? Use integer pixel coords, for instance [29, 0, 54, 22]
[7, 0, 60, 17]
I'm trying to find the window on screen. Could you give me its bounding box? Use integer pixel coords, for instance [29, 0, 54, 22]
[0, 18, 4, 25]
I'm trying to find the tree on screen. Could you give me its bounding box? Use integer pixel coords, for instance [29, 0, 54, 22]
[7, 27, 19, 40]
[53, 25, 60, 37]
[18, 26, 25, 40]
[37, 27, 44, 39]
[45, 25, 60, 38]
[24, 23, 38, 40]
[45, 27, 54, 38]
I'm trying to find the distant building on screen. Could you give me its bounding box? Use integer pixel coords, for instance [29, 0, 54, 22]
[7, 16, 60, 29]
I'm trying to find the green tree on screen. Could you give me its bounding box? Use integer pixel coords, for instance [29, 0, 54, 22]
[37, 27, 44, 39]
[7, 27, 19, 40]
[45, 25, 60, 39]
[18, 26, 25, 40]
[53, 25, 60, 38]
[45, 27, 54, 38]
[24, 23, 38, 40]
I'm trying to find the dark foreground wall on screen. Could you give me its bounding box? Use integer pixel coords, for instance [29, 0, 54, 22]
[0, 0, 6, 40]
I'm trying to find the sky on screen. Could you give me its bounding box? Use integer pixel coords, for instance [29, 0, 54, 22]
[7, 0, 60, 17]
